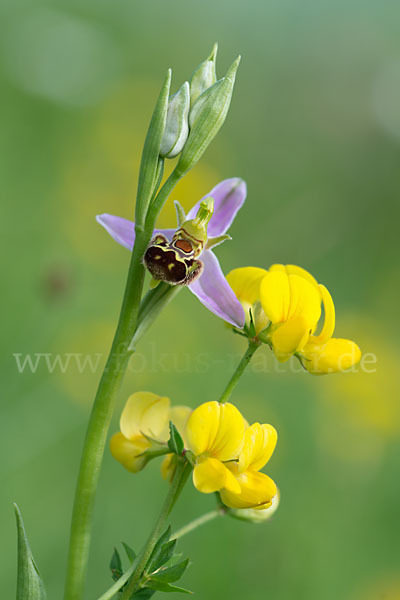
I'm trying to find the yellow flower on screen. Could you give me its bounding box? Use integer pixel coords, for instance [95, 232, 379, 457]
[227, 264, 361, 373]
[110, 391, 191, 473]
[220, 422, 278, 509]
[185, 401, 246, 494]
[185, 402, 279, 512]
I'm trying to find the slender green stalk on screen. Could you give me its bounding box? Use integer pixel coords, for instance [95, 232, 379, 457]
[120, 460, 191, 600]
[64, 166, 181, 599]
[63, 230, 149, 600]
[96, 558, 138, 600]
[172, 509, 223, 540]
[145, 169, 182, 235]
[218, 340, 260, 404]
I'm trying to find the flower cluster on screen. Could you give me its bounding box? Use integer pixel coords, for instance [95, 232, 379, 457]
[228, 264, 361, 374]
[111, 392, 278, 515]
[98, 179, 360, 375]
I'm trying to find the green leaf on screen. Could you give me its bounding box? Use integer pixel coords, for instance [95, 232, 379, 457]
[167, 421, 184, 455]
[122, 542, 136, 564]
[150, 539, 177, 572]
[132, 588, 155, 599]
[163, 551, 183, 569]
[109, 547, 123, 582]
[146, 580, 192, 594]
[14, 504, 47, 600]
[135, 70, 171, 228]
[152, 559, 189, 583]
[147, 526, 171, 573]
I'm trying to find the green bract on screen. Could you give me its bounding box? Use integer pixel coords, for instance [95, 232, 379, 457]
[14, 504, 47, 600]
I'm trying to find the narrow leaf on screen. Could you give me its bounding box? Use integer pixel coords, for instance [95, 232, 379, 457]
[147, 527, 171, 573]
[109, 547, 123, 582]
[14, 504, 47, 600]
[146, 580, 192, 594]
[152, 558, 189, 583]
[149, 539, 176, 572]
[168, 421, 184, 455]
[122, 542, 136, 564]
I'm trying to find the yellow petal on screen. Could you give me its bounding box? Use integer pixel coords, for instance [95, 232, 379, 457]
[120, 391, 170, 440]
[193, 457, 241, 494]
[287, 274, 321, 324]
[270, 264, 319, 290]
[185, 401, 245, 461]
[239, 423, 278, 473]
[210, 402, 246, 461]
[310, 284, 335, 345]
[259, 271, 291, 323]
[270, 316, 312, 361]
[226, 267, 268, 305]
[301, 337, 362, 374]
[110, 432, 151, 473]
[185, 401, 221, 457]
[220, 470, 277, 509]
[229, 492, 280, 521]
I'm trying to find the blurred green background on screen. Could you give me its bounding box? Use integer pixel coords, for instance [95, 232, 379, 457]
[1, 0, 400, 598]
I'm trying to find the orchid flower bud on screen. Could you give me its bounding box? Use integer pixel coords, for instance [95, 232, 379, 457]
[159, 81, 190, 159]
[176, 56, 240, 177]
[189, 43, 218, 107]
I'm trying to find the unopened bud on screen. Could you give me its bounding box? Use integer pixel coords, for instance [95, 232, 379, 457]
[160, 81, 190, 158]
[189, 43, 218, 107]
[176, 56, 240, 177]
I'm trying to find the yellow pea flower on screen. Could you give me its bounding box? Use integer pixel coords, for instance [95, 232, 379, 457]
[185, 401, 246, 494]
[110, 391, 191, 473]
[220, 422, 278, 509]
[227, 264, 361, 373]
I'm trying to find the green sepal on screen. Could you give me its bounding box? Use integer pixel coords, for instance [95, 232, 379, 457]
[14, 503, 47, 600]
[122, 542, 137, 564]
[168, 421, 184, 455]
[135, 70, 171, 228]
[248, 308, 256, 338]
[109, 547, 123, 582]
[151, 558, 189, 583]
[146, 580, 192, 594]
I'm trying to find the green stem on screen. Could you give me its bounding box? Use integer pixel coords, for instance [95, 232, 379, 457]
[63, 230, 149, 600]
[145, 169, 182, 236]
[64, 164, 181, 599]
[172, 509, 223, 540]
[218, 340, 260, 404]
[119, 460, 191, 600]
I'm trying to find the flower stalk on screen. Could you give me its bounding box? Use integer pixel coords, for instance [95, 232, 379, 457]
[172, 508, 223, 540]
[119, 459, 192, 600]
[218, 339, 261, 404]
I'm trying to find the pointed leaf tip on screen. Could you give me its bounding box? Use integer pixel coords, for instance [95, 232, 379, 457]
[14, 503, 47, 600]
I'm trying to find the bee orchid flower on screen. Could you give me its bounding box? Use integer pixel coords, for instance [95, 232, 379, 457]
[97, 178, 246, 328]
